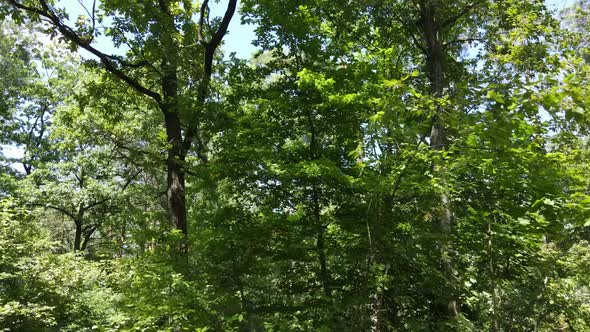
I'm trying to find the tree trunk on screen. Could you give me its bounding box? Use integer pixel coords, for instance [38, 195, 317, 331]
[4, 0, 234, 252]
[315, 211, 331, 297]
[160, 10, 187, 238]
[488, 213, 499, 331]
[307, 110, 331, 298]
[74, 221, 82, 251]
[312, 170, 330, 298]
[420, 0, 459, 319]
[81, 225, 98, 251]
[164, 110, 187, 236]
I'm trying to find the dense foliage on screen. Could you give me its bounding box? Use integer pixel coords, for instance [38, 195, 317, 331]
[0, 0, 589, 331]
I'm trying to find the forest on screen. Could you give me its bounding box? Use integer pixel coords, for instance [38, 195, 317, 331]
[0, 0, 589, 330]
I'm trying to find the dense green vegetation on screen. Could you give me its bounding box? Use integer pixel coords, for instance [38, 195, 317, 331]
[1, 0, 589, 330]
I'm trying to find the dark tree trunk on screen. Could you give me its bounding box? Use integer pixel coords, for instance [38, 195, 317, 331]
[163, 110, 187, 236]
[73, 200, 86, 252]
[314, 192, 331, 297]
[159, 5, 187, 238]
[81, 225, 98, 251]
[74, 221, 82, 251]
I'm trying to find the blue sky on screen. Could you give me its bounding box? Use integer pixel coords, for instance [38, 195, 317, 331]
[548, 0, 577, 10]
[57, 0, 574, 60]
[56, 0, 257, 59]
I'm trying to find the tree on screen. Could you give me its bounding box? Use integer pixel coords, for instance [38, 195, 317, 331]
[0, 19, 71, 178]
[1, 0, 589, 330]
[2, 0, 237, 245]
[0, 198, 119, 330]
[233, 0, 589, 329]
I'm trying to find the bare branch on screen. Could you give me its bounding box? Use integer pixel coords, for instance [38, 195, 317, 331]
[209, 0, 238, 49]
[389, 9, 426, 53]
[85, 197, 111, 211]
[84, 169, 141, 212]
[185, 0, 237, 153]
[92, 0, 96, 32]
[75, 0, 96, 40]
[198, 0, 210, 44]
[120, 169, 142, 191]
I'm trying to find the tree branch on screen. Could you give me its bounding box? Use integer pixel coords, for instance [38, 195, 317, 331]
[85, 197, 111, 211]
[81, 223, 99, 250]
[208, 0, 238, 49]
[389, 8, 426, 53]
[120, 169, 142, 191]
[6, 0, 162, 103]
[103, 54, 151, 69]
[185, 0, 237, 154]
[75, 0, 96, 42]
[198, 0, 210, 44]
[83, 169, 140, 212]
[440, 1, 482, 28]
[35, 204, 77, 222]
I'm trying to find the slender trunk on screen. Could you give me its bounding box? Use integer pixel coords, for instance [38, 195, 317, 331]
[73, 201, 85, 251]
[307, 110, 331, 298]
[370, 292, 383, 332]
[369, 196, 399, 331]
[363, 199, 375, 331]
[369, 264, 390, 332]
[314, 188, 331, 297]
[120, 221, 126, 257]
[488, 213, 499, 331]
[489, 103, 503, 330]
[421, 1, 459, 318]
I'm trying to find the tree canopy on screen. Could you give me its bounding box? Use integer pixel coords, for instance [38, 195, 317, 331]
[0, 0, 589, 331]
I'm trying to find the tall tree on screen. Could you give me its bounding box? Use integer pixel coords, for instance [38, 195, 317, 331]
[2, 0, 237, 243]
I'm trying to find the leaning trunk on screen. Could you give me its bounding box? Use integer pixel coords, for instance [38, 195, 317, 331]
[81, 225, 98, 251]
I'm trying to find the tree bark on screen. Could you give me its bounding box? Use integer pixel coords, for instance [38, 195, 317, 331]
[313, 186, 331, 297]
[159, 0, 187, 238]
[420, 0, 459, 319]
[74, 220, 82, 251]
[163, 110, 187, 236]
[81, 225, 99, 251]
